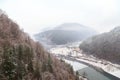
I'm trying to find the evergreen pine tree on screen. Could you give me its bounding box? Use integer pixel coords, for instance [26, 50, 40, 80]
[1, 46, 16, 80]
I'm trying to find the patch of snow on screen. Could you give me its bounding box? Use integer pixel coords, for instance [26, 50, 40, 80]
[112, 71, 120, 78]
[64, 59, 88, 71]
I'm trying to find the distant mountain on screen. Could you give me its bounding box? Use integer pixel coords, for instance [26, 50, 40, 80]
[35, 23, 98, 47]
[80, 26, 120, 64]
[0, 10, 78, 80]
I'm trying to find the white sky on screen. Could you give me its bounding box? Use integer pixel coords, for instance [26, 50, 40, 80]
[0, 0, 120, 36]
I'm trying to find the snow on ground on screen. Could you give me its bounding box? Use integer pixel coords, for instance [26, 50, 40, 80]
[50, 47, 70, 56]
[64, 59, 88, 71]
[112, 71, 120, 78]
[76, 58, 120, 78]
[50, 44, 120, 78]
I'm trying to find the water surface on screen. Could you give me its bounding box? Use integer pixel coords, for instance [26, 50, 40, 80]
[64, 59, 120, 80]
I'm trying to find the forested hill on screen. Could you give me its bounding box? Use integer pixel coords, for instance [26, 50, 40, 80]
[0, 10, 78, 80]
[80, 26, 120, 64]
[35, 23, 97, 46]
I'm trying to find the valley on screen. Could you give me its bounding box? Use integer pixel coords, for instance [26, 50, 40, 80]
[49, 42, 120, 80]
[1, 0, 120, 80]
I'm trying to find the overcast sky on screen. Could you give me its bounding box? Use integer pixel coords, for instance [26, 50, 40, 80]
[0, 0, 120, 36]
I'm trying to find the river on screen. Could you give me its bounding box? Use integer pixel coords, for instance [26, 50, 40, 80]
[64, 59, 120, 80]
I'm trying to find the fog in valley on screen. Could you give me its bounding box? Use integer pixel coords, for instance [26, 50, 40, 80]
[0, 0, 120, 80]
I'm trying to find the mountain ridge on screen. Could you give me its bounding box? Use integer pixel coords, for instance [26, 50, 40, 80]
[80, 26, 120, 64]
[35, 23, 97, 47]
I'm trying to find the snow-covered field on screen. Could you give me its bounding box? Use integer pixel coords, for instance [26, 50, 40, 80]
[50, 45, 120, 79]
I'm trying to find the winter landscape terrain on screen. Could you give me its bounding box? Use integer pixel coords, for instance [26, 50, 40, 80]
[1, 0, 120, 80]
[50, 42, 120, 80]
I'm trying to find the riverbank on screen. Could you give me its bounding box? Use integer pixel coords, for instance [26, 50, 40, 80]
[50, 46, 120, 79]
[76, 57, 120, 79]
[58, 55, 120, 80]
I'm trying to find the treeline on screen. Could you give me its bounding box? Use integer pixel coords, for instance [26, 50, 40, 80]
[0, 10, 79, 80]
[80, 27, 120, 64]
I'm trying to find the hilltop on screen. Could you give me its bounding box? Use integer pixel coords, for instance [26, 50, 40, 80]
[35, 23, 97, 48]
[80, 26, 120, 64]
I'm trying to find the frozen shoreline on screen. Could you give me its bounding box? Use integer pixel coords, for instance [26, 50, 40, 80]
[50, 46, 120, 79]
[64, 59, 88, 71]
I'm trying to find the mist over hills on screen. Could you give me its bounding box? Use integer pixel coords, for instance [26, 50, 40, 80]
[35, 23, 98, 47]
[80, 26, 120, 64]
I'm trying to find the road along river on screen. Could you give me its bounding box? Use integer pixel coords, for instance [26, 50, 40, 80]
[62, 56, 120, 80]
